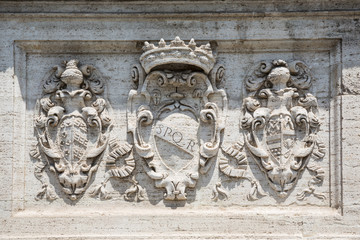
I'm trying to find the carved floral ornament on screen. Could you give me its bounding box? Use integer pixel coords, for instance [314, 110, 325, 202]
[30, 38, 326, 203]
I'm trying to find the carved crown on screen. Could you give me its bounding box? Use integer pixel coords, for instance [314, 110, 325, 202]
[139, 36, 216, 74]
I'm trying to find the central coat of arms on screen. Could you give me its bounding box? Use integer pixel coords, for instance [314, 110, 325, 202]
[128, 37, 227, 200]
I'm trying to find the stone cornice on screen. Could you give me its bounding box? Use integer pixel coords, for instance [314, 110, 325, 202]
[1, 11, 360, 20]
[0, 0, 360, 17]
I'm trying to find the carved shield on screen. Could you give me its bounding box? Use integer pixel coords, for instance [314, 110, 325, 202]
[58, 116, 88, 164]
[265, 114, 296, 164]
[52, 116, 89, 197]
[153, 111, 199, 174]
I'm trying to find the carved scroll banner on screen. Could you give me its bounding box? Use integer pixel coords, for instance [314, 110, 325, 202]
[241, 60, 326, 199]
[127, 37, 227, 200]
[31, 60, 112, 201]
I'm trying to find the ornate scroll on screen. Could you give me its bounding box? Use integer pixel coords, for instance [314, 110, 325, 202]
[31, 60, 112, 201]
[89, 139, 141, 201]
[241, 59, 326, 198]
[127, 37, 227, 200]
[220, 141, 266, 201]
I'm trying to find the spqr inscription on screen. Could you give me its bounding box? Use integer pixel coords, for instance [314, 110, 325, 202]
[155, 123, 196, 155]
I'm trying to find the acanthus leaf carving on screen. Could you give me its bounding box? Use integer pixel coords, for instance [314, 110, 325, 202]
[33, 60, 112, 201]
[127, 37, 227, 201]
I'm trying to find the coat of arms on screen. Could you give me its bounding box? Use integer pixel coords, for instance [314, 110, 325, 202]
[31, 60, 112, 201]
[127, 37, 227, 200]
[241, 60, 326, 198]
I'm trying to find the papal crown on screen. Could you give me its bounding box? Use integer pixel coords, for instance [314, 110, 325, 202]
[140, 36, 215, 74]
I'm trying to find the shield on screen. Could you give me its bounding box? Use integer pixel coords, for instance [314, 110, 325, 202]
[153, 111, 199, 173]
[242, 60, 324, 199]
[47, 115, 91, 199]
[265, 114, 296, 165]
[58, 116, 88, 164]
[33, 59, 111, 201]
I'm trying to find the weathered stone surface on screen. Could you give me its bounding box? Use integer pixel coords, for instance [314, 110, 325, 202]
[0, 1, 359, 239]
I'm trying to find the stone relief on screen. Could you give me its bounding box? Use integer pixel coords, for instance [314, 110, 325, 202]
[241, 59, 326, 199]
[220, 141, 266, 201]
[125, 37, 228, 200]
[30, 60, 112, 201]
[211, 181, 229, 201]
[89, 139, 143, 201]
[28, 49, 327, 203]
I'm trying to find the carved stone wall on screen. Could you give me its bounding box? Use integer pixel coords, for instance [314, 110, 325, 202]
[0, 1, 360, 239]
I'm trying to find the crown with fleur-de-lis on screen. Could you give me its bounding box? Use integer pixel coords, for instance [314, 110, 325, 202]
[139, 36, 216, 74]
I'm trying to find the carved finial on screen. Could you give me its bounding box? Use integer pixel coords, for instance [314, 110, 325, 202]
[158, 38, 166, 48]
[200, 43, 212, 52]
[272, 59, 288, 67]
[188, 38, 196, 50]
[170, 36, 186, 47]
[266, 62, 291, 87]
[143, 41, 155, 51]
[65, 59, 79, 69]
[60, 59, 83, 86]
